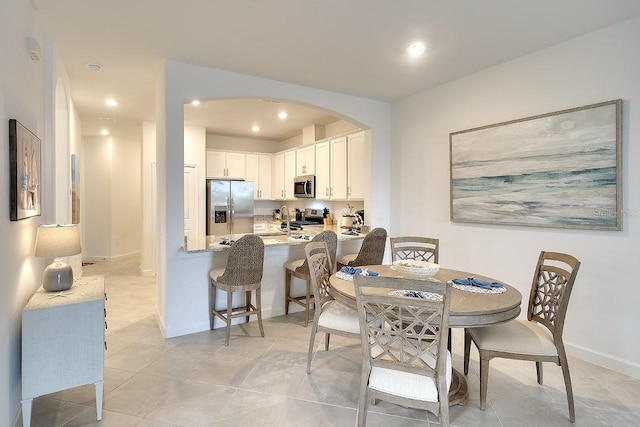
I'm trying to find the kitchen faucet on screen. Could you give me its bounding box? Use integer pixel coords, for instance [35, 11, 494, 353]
[281, 205, 291, 236]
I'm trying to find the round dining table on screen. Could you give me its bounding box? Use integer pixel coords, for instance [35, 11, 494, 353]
[329, 264, 523, 405]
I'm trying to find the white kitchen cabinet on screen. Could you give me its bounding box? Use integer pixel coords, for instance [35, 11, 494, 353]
[315, 141, 331, 200]
[245, 153, 272, 199]
[347, 131, 366, 200]
[296, 145, 315, 176]
[330, 136, 348, 200]
[273, 150, 297, 200]
[21, 276, 106, 427]
[206, 150, 246, 179]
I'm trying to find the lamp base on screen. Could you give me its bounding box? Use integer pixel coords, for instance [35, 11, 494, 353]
[42, 259, 74, 292]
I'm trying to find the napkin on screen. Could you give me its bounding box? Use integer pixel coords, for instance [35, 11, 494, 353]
[340, 266, 379, 276]
[403, 290, 426, 298]
[452, 277, 503, 290]
[342, 230, 359, 236]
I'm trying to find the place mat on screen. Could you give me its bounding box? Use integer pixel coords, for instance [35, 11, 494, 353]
[448, 280, 507, 294]
[336, 269, 379, 281]
[388, 289, 443, 301]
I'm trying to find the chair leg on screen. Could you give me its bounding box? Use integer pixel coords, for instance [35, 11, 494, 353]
[307, 325, 318, 373]
[209, 281, 217, 330]
[479, 353, 490, 410]
[463, 329, 471, 375]
[324, 332, 330, 351]
[536, 361, 543, 385]
[245, 290, 252, 324]
[558, 352, 575, 422]
[225, 291, 232, 346]
[357, 372, 369, 427]
[256, 288, 265, 338]
[285, 269, 291, 315]
[304, 279, 311, 327]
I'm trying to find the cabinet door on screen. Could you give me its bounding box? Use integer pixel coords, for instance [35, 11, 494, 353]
[206, 150, 226, 178]
[225, 152, 246, 180]
[245, 154, 261, 199]
[347, 131, 366, 200]
[296, 145, 315, 176]
[258, 154, 272, 199]
[330, 136, 348, 200]
[273, 153, 285, 200]
[315, 141, 331, 200]
[284, 150, 297, 200]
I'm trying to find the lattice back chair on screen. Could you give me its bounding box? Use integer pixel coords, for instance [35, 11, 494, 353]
[305, 241, 361, 373]
[390, 236, 439, 263]
[354, 275, 452, 427]
[337, 227, 388, 270]
[209, 234, 265, 346]
[463, 251, 581, 422]
[285, 230, 338, 326]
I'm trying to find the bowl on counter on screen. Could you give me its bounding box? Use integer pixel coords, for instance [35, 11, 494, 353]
[391, 260, 440, 279]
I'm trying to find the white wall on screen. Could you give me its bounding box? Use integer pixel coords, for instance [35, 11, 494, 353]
[392, 16, 640, 377]
[206, 134, 281, 153]
[141, 121, 157, 276]
[184, 125, 206, 240]
[83, 135, 142, 260]
[155, 61, 391, 337]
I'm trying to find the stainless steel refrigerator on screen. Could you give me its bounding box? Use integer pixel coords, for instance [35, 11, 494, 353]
[206, 180, 254, 236]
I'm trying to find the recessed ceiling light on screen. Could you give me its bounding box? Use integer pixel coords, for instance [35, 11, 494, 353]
[88, 63, 102, 72]
[105, 98, 118, 107]
[407, 42, 426, 57]
[191, 100, 200, 106]
[100, 129, 109, 136]
[251, 125, 260, 132]
[278, 112, 288, 119]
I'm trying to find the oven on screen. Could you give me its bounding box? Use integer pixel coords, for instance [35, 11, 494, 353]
[293, 175, 315, 198]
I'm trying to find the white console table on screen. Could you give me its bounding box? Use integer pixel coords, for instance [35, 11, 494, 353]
[21, 276, 106, 427]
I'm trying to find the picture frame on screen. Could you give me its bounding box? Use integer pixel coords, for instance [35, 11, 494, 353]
[9, 119, 42, 221]
[450, 100, 622, 231]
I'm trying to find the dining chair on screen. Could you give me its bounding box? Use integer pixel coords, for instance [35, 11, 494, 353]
[463, 251, 581, 422]
[390, 236, 439, 263]
[285, 230, 338, 326]
[336, 227, 387, 270]
[305, 241, 361, 373]
[353, 275, 452, 427]
[209, 234, 265, 346]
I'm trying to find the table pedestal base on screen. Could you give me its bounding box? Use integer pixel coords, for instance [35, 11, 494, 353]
[449, 369, 469, 406]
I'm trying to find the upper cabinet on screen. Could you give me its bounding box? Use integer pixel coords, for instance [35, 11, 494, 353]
[347, 131, 365, 200]
[245, 154, 272, 200]
[315, 141, 331, 200]
[330, 136, 348, 200]
[273, 150, 297, 200]
[296, 145, 315, 176]
[206, 150, 246, 179]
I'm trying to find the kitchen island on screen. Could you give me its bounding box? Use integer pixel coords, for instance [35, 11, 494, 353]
[180, 223, 367, 330]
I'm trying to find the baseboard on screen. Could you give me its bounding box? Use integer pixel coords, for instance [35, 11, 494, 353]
[566, 342, 640, 379]
[83, 251, 141, 263]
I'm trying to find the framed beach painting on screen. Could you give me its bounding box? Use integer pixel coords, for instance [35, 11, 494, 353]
[9, 119, 42, 221]
[450, 100, 622, 230]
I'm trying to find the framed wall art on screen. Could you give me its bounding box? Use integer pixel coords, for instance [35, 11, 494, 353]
[9, 119, 42, 221]
[450, 99, 622, 230]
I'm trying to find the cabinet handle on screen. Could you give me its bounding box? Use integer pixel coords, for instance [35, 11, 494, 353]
[104, 308, 107, 318]
[326, 187, 329, 196]
[347, 187, 351, 196]
[104, 341, 108, 351]
[105, 320, 108, 329]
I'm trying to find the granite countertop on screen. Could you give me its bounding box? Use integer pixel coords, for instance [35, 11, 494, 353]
[183, 221, 366, 253]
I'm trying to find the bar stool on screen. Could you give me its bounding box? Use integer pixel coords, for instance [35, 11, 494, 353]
[209, 234, 265, 346]
[284, 230, 337, 326]
[336, 227, 387, 270]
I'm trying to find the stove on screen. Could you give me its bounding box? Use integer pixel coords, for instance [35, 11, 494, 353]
[281, 208, 325, 229]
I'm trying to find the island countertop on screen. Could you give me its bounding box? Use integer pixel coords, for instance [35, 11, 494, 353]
[182, 223, 366, 253]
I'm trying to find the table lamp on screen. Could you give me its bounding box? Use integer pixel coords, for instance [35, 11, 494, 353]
[34, 224, 81, 291]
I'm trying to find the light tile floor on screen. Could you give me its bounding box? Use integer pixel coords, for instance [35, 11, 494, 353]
[24, 256, 640, 426]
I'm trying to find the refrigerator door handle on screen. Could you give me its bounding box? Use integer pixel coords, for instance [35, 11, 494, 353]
[229, 196, 235, 235]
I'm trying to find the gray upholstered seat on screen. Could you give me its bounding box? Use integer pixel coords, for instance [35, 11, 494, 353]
[209, 234, 265, 346]
[336, 227, 387, 270]
[285, 230, 337, 326]
[463, 251, 581, 422]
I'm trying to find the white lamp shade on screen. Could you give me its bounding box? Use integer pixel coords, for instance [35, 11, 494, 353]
[34, 224, 81, 258]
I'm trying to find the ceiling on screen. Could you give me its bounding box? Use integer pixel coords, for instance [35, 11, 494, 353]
[33, 0, 640, 141]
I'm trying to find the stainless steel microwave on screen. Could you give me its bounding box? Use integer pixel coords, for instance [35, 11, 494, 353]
[294, 175, 316, 198]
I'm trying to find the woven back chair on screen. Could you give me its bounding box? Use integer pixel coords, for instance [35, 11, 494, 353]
[390, 236, 439, 264]
[353, 275, 452, 426]
[463, 251, 580, 422]
[209, 234, 265, 346]
[284, 230, 337, 326]
[305, 241, 361, 373]
[337, 227, 387, 270]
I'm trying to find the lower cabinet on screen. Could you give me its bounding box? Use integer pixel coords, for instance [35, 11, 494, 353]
[21, 276, 106, 427]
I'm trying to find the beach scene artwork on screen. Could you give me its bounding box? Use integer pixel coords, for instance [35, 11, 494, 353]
[450, 100, 621, 230]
